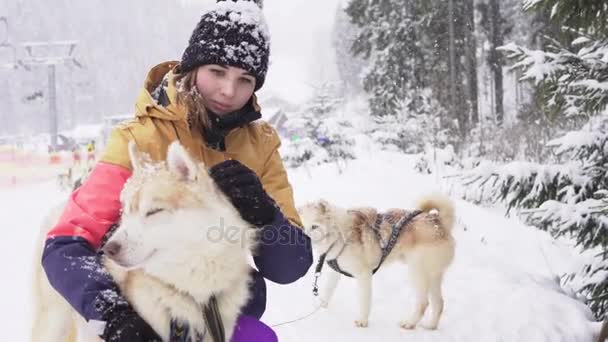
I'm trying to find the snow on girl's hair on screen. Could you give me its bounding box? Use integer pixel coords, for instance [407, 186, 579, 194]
[177, 0, 270, 91]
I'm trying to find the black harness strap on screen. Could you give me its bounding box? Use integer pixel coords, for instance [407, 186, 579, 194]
[318, 210, 423, 280]
[327, 258, 354, 278]
[204, 296, 225, 342]
[170, 319, 205, 342]
[371, 209, 423, 274]
[169, 295, 224, 342]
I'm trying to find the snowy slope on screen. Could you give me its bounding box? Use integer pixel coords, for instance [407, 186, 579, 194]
[0, 182, 66, 339]
[0, 149, 600, 341]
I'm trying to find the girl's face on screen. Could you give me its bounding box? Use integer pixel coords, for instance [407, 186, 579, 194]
[195, 64, 256, 115]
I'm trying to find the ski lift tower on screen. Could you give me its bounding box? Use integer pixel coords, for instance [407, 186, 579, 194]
[0, 17, 18, 139]
[0, 17, 17, 69]
[18, 39, 82, 150]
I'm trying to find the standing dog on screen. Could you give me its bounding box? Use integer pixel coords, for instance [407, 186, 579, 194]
[31, 142, 256, 341]
[298, 195, 455, 330]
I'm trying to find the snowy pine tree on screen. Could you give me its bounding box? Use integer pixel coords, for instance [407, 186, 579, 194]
[331, 4, 366, 96]
[457, 119, 608, 317]
[345, 0, 424, 117]
[499, 0, 608, 121]
[455, 0, 608, 318]
[500, 38, 608, 121]
[522, 0, 608, 38]
[345, 0, 477, 137]
[367, 89, 449, 154]
[281, 83, 355, 170]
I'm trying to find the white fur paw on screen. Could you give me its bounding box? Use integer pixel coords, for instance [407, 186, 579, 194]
[400, 321, 417, 330]
[420, 322, 438, 330]
[354, 320, 368, 328]
[320, 299, 329, 308]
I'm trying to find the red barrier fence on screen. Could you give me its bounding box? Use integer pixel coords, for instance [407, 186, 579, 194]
[0, 146, 72, 189]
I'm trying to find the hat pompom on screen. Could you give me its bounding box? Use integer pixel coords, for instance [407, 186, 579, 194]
[216, 0, 263, 9]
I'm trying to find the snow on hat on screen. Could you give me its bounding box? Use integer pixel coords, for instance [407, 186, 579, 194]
[178, 0, 270, 91]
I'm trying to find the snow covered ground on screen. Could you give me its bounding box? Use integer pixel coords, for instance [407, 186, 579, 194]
[0, 148, 601, 341]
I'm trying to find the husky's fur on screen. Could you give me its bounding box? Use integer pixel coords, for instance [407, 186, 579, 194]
[31, 142, 256, 341]
[298, 195, 455, 330]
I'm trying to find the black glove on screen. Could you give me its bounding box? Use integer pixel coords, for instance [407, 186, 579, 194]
[101, 305, 162, 342]
[209, 159, 278, 226]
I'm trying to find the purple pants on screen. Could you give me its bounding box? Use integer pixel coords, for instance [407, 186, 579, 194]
[231, 315, 278, 342]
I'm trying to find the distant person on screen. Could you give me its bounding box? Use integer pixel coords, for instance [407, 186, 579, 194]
[72, 147, 82, 166]
[86, 140, 96, 165]
[41, 1, 312, 341]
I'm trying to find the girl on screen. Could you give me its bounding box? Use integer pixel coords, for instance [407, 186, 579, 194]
[41, 0, 312, 340]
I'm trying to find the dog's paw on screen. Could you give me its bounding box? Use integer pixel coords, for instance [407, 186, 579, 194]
[320, 299, 329, 308]
[354, 320, 368, 328]
[420, 322, 438, 330]
[399, 321, 417, 330]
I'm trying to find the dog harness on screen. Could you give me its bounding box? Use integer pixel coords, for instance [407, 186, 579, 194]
[313, 210, 423, 295]
[169, 295, 225, 342]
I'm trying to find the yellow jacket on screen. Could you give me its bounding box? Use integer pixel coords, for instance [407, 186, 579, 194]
[100, 61, 302, 227]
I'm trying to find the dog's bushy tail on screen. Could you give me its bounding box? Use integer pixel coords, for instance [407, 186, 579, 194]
[417, 194, 455, 231]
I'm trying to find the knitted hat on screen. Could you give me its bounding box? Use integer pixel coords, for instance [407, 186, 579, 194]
[178, 0, 270, 91]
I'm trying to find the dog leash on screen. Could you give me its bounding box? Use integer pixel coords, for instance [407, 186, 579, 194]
[263, 243, 335, 328]
[259, 242, 337, 328]
[312, 249, 329, 297]
[269, 298, 325, 328]
[268, 252, 329, 328]
[312, 241, 350, 294]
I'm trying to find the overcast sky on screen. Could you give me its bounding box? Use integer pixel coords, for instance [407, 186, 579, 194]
[261, 0, 342, 103]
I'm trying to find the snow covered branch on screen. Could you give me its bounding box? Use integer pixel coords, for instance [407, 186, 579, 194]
[499, 38, 608, 118]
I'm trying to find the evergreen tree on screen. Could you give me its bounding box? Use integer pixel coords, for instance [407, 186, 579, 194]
[500, 0, 608, 122]
[478, 0, 509, 125]
[457, 119, 608, 318]
[523, 0, 608, 38]
[345, 0, 420, 117]
[345, 0, 477, 137]
[367, 88, 449, 153]
[331, 5, 366, 96]
[281, 83, 355, 169]
[459, 1, 608, 318]
[501, 38, 608, 121]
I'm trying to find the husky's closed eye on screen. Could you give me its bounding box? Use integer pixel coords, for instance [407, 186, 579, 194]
[145, 208, 165, 217]
[311, 224, 320, 230]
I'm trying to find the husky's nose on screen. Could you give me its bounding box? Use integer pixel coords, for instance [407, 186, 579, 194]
[103, 241, 122, 257]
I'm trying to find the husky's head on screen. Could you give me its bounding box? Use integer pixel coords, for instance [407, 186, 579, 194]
[297, 199, 342, 251]
[102, 142, 255, 291]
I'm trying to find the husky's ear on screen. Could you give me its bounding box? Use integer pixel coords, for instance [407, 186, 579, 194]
[348, 209, 373, 228]
[348, 209, 367, 222]
[167, 141, 198, 181]
[128, 141, 144, 171]
[317, 199, 330, 214]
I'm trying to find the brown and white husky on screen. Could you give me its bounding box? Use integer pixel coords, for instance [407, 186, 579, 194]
[298, 195, 455, 330]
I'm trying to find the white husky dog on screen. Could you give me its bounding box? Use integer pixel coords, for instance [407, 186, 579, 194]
[298, 195, 455, 330]
[31, 142, 256, 341]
